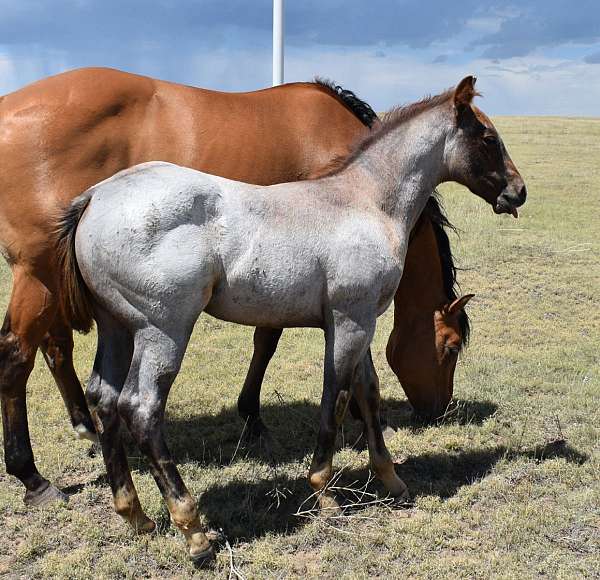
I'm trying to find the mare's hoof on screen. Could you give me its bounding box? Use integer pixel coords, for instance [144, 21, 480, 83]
[242, 416, 269, 441]
[24, 483, 68, 507]
[390, 481, 411, 504]
[241, 417, 278, 459]
[74, 423, 100, 445]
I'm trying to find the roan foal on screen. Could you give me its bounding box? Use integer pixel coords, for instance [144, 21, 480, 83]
[55, 77, 526, 562]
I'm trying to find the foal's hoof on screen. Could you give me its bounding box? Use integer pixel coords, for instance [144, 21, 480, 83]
[134, 517, 157, 535]
[318, 494, 342, 516]
[24, 483, 68, 507]
[189, 541, 215, 566]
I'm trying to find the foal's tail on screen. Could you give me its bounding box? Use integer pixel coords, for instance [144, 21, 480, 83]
[54, 191, 95, 334]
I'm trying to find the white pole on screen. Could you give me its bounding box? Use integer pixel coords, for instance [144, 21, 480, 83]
[272, 0, 284, 86]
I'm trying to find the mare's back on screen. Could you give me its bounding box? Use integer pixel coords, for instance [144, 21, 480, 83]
[0, 68, 369, 259]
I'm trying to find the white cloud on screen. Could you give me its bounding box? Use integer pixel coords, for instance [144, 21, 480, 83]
[285, 47, 600, 116]
[1, 42, 599, 117]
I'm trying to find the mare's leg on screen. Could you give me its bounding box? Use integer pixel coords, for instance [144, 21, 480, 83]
[353, 351, 409, 500]
[308, 310, 374, 512]
[237, 327, 283, 437]
[40, 318, 98, 443]
[118, 327, 213, 562]
[87, 310, 154, 533]
[0, 267, 66, 505]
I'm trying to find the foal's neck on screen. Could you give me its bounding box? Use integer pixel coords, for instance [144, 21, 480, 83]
[350, 106, 451, 231]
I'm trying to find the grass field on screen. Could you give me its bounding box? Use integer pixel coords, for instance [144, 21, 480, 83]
[0, 117, 599, 578]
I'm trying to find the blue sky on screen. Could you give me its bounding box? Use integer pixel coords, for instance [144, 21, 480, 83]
[0, 1, 599, 115]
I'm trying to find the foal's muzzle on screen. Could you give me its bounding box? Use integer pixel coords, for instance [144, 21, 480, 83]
[494, 184, 527, 218]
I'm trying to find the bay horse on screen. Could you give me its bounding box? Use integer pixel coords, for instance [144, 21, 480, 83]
[0, 68, 471, 506]
[55, 76, 526, 562]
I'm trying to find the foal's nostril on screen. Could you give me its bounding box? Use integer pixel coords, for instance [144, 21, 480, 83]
[519, 185, 527, 202]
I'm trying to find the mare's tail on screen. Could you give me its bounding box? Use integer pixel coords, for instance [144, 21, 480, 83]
[54, 191, 95, 334]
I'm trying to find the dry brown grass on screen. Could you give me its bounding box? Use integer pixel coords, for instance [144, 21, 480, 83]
[0, 116, 599, 578]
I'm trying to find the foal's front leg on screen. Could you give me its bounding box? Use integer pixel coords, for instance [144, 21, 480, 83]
[308, 310, 374, 512]
[353, 350, 409, 500]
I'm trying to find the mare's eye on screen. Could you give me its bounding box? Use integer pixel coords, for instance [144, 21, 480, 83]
[483, 134, 498, 145]
[445, 346, 460, 356]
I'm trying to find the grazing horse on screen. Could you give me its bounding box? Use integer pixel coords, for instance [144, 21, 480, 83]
[0, 68, 470, 506]
[55, 77, 526, 562]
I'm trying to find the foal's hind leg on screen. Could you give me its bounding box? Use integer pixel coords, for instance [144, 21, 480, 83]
[353, 351, 409, 500]
[118, 327, 213, 563]
[308, 311, 374, 512]
[40, 318, 97, 443]
[87, 310, 154, 533]
[237, 327, 283, 438]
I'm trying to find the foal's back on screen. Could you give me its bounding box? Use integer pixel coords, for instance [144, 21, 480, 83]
[75, 162, 400, 332]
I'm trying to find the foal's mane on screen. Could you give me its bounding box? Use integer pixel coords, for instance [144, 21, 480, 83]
[319, 88, 454, 178]
[311, 82, 469, 348]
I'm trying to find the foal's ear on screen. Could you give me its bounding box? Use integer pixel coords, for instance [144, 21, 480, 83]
[445, 294, 475, 315]
[453, 76, 477, 117]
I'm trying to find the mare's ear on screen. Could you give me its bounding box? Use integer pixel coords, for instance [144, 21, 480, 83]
[444, 294, 475, 315]
[453, 76, 477, 119]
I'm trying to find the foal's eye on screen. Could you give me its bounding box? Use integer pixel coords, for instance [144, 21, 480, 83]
[483, 134, 498, 146]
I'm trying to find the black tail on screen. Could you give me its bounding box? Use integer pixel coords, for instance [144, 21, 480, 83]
[54, 191, 95, 334]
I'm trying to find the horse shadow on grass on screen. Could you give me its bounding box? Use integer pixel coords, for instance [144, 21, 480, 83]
[103, 396, 587, 541]
[197, 438, 587, 541]
[161, 396, 500, 468]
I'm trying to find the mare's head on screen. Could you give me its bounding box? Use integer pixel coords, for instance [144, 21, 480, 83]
[444, 76, 527, 217]
[386, 202, 473, 420]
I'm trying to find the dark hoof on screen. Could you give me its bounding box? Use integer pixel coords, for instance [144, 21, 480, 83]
[190, 544, 215, 567]
[86, 441, 102, 458]
[391, 494, 414, 508]
[24, 483, 68, 507]
[242, 416, 269, 440]
[351, 430, 367, 451]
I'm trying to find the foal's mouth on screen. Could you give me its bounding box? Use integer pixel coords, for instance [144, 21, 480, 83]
[493, 190, 524, 218]
[493, 200, 519, 218]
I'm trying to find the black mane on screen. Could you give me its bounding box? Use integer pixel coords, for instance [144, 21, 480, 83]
[422, 194, 470, 349]
[313, 79, 470, 349]
[314, 77, 378, 129]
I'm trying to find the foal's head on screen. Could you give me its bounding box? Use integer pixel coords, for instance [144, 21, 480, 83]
[444, 76, 527, 217]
